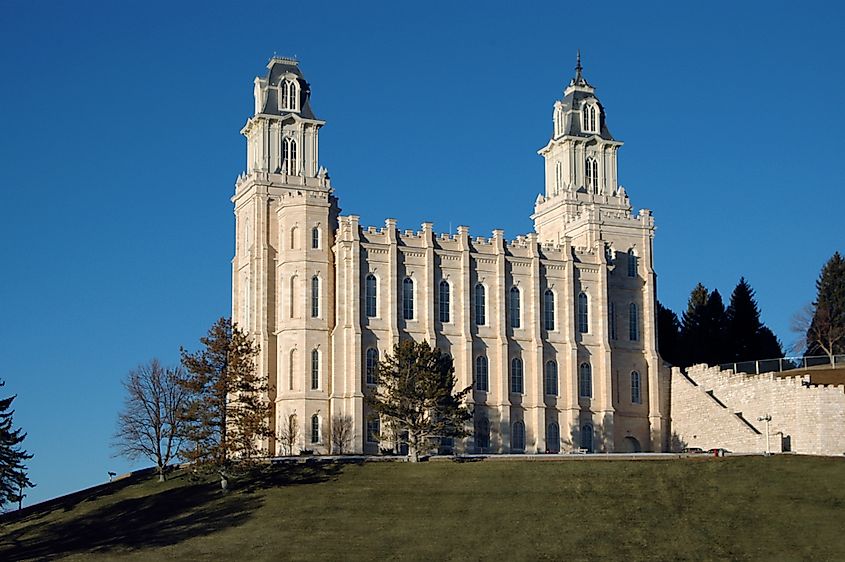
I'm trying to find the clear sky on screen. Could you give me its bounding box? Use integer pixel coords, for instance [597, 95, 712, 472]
[1, 0, 843, 505]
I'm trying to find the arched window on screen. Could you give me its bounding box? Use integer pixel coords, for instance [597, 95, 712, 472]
[289, 225, 298, 250]
[579, 362, 592, 398]
[476, 417, 490, 450]
[365, 348, 378, 385]
[282, 79, 298, 111]
[289, 349, 296, 390]
[631, 371, 641, 404]
[628, 249, 638, 277]
[609, 302, 617, 340]
[311, 349, 319, 390]
[474, 283, 486, 325]
[585, 157, 599, 193]
[629, 303, 639, 341]
[578, 292, 589, 333]
[366, 418, 380, 443]
[311, 276, 320, 318]
[509, 286, 521, 328]
[544, 289, 555, 331]
[583, 104, 597, 133]
[439, 280, 450, 323]
[545, 360, 558, 396]
[547, 422, 560, 453]
[311, 227, 320, 249]
[402, 277, 414, 320]
[581, 423, 594, 452]
[282, 137, 298, 175]
[475, 355, 489, 392]
[555, 161, 562, 194]
[512, 421, 525, 452]
[365, 274, 377, 318]
[289, 275, 297, 318]
[310, 414, 319, 443]
[510, 357, 524, 394]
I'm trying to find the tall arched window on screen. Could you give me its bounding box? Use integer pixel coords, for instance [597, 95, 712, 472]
[510, 357, 524, 394]
[582, 423, 594, 452]
[311, 276, 320, 318]
[439, 280, 450, 323]
[475, 355, 489, 392]
[545, 360, 558, 396]
[365, 274, 377, 317]
[474, 283, 486, 325]
[544, 289, 555, 331]
[289, 275, 297, 318]
[289, 226, 298, 249]
[289, 349, 296, 390]
[282, 137, 298, 174]
[311, 349, 319, 390]
[628, 249, 638, 277]
[476, 417, 490, 450]
[512, 421, 525, 452]
[631, 371, 641, 404]
[578, 292, 589, 333]
[282, 79, 298, 111]
[366, 418, 380, 443]
[310, 414, 319, 443]
[609, 302, 617, 340]
[585, 157, 599, 193]
[402, 277, 414, 320]
[579, 362, 592, 398]
[311, 227, 320, 249]
[583, 105, 597, 132]
[509, 286, 521, 328]
[547, 422, 561, 453]
[629, 303, 639, 341]
[365, 348, 378, 385]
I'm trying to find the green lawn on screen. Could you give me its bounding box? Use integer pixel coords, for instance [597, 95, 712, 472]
[2, 456, 845, 561]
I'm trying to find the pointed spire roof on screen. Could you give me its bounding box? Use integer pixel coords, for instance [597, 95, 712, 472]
[569, 49, 592, 88]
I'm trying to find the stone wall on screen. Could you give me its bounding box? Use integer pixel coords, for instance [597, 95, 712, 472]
[670, 364, 845, 456]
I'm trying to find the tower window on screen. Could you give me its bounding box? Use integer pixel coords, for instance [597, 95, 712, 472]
[579, 362, 592, 398]
[310, 414, 319, 443]
[631, 371, 642, 404]
[474, 283, 486, 326]
[475, 355, 489, 392]
[402, 277, 414, 320]
[585, 157, 599, 193]
[311, 227, 320, 249]
[578, 292, 589, 333]
[509, 286, 521, 329]
[311, 276, 320, 318]
[282, 79, 298, 111]
[545, 360, 558, 396]
[282, 137, 298, 175]
[629, 303, 639, 341]
[544, 289, 555, 331]
[365, 274, 377, 317]
[510, 357, 524, 394]
[582, 104, 597, 133]
[628, 249, 638, 277]
[609, 303, 617, 340]
[365, 348, 378, 385]
[438, 280, 451, 323]
[311, 349, 319, 390]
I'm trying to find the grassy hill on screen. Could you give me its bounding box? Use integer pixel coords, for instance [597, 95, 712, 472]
[2, 455, 845, 561]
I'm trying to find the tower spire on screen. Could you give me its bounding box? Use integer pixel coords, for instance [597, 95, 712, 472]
[575, 49, 583, 82]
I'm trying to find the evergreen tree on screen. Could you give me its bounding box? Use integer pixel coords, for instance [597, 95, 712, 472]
[681, 283, 710, 367]
[657, 301, 683, 366]
[179, 318, 271, 479]
[806, 252, 845, 360]
[726, 277, 784, 362]
[703, 289, 729, 364]
[0, 380, 33, 508]
[366, 340, 472, 462]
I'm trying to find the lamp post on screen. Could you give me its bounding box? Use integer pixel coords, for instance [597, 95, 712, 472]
[757, 414, 772, 455]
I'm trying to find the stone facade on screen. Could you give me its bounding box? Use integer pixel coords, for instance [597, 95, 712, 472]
[670, 364, 845, 455]
[232, 56, 670, 456]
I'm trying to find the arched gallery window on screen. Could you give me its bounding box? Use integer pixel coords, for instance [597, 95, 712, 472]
[578, 292, 589, 333]
[474, 283, 486, 325]
[512, 421, 525, 452]
[365, 348, 378, 385]
[365, 274, 377, 318]
[439, 280, 450, 323]
[544, 289, 555, 331]
[545, 360, 558, 396]
[510, 357, 524, 394]
[475, 355, 489, 392]
[579, 362, 592, 398]
[509, 286, 521, 328]
[402, 277, 414, 320]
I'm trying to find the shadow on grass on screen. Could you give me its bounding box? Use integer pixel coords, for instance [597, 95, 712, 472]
[1, 462, 350, 560]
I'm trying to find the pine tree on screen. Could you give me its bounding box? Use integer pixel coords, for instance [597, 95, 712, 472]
[726, 277, 783, 362]
[703, 289, 729, 364]
[806, 252, 845, 360]
[0, 380, 33, 508]
[179, 318, 271, 478]
[657, 301, 683, 366]
[681, 283, 710, 367]
[366, 340, 472, 462]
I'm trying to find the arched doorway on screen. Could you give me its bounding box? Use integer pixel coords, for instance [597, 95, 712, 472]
[623, 436, 641, 453]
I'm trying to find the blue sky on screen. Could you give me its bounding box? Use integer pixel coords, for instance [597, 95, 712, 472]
[1, 0, 843, 505]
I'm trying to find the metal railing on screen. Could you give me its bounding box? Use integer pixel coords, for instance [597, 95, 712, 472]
[718, 354, 845, 376]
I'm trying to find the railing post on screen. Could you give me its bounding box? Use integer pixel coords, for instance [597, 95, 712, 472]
[779, 358, 783, 372]
[756, 361, 760, 375]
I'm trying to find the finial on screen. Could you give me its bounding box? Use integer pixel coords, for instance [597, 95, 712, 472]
[575, 49, 583, 82]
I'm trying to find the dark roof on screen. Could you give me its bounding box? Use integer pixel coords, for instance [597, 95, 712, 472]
[260, 58, 319, 121]
[560, 89, 615, 141]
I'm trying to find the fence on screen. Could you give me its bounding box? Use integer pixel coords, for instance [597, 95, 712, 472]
[717, 354, 845, 376]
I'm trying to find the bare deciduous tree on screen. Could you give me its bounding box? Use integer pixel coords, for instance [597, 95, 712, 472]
[113, 359, 188, 482]
[277, 414, 300, 456]
[330, 414, 354, 455]
[792, 303, 845, 362]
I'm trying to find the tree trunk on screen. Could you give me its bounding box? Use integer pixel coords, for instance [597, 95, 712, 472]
[407, 434, 420, 463]
[220, 474, 229, 492]
[158, 465, 166, 482]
